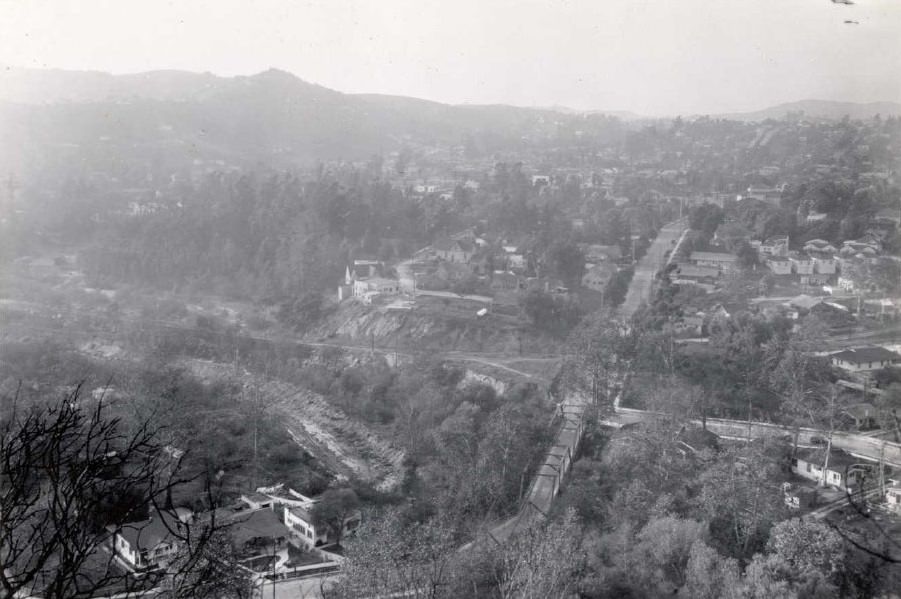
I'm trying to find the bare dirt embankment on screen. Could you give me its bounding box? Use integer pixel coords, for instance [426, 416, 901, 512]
[306, 296, 560, 356]
[184, 359, 406, 490]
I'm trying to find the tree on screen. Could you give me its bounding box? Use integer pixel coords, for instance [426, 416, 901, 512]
[311, 488, 361, 546]
[735, 241, 759, 270]
[767, 519, 845, 580]
[766, 318, 831, 453]
[633, 516, 705, 588]
[562, 310, 634, 407]
[698, 443, 786, 561]
[684, 540, 742, 599]
[328, 509, 456, 599]
[493, 510, 585, 599]
[689, 203, 724, 237]
[737, 519, 845, 598]
[547, 241, 586, 289]
[0, 388, 242, 598]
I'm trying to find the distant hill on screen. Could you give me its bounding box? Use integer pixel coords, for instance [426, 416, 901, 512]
[710, 99, 901, 122]
[0, 67, 623, 168]
[1, 66, 897, 172]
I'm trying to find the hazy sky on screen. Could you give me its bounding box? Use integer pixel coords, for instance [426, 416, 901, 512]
[1, 0, 900, 115]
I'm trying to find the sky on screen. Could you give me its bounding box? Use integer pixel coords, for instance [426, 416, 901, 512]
[1, 0, 900, 116]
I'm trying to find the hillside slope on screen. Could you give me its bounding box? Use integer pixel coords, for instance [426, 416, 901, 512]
[307, 299, 560, 356]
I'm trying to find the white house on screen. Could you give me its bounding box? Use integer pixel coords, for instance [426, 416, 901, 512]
[746, 185, 783, 206]
[767, 257, 792, 275]
[830, 347, 901, 373]
[760, 236, 789, 258]
[792, 448, 868, 490]
[887, 484, 901, 515]
[353, 277, 399, 299]
[284, 505, 361, 549]
[112, 509, 192, 572]
[812, 254, 837, 275]
[284, 506, 325, 549]
[690, 251, 738, 272]
[803, 239, 837, 254]
[789, 253, 815, 275]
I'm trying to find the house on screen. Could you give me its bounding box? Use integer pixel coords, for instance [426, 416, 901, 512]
[837, 275, 858, 293]
[353, 277, 399, 300]
[831, 347, 901, 372]
[875, 208, 901, 228]
[789, 253, 815, 275]
[886, 484, 901, 514]
[673, 264, 720, 280]
[745, 185, 783, 206]
[675, 425, 719, 456]
[506, 253, 527, 271]
[284, 506, 323, 548]
[767, 257, 793, 275]
[841, 238, 882, 257]
[433, 238, 475, 263]
[671, 264, 719, 292]
[690, 251, 738, 272]
[112, 509, 192, 572]
[436, 262, 472, 282]
[490, 271, 522, 292]
[804, 239, 837, 255]
[351, 259, 382, 279]
[673, 315, 705, 337]
[225, 508, 294, 564]
[760, 236, 790, 258]
[240, 492, 275, 511]
[792, 448, 869, 490]
[811, 254, 837, 275]
[805, 211, 829, 225]
[283, 505, 361, 550]
[582, 264, 616, 293]
[800, 273, 830, 288]
[841, 403, 878, 430]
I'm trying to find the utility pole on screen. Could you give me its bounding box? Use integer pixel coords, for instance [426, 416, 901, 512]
[252, 386, 260, 492]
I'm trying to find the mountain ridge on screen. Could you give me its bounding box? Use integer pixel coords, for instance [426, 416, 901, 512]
[5, 66, 898, 122]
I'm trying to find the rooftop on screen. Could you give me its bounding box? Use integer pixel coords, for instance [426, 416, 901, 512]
[117, 510, 183, 552]
[226, 508, 292, 547]
[796, 448, 868, 470]
[690, 251, 737, 262]
[831, 347, 901, 364]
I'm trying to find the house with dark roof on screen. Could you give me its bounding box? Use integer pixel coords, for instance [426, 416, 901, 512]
[581, 263, 616, 293]
[433, 238, 475, 263]
[760, 236, 790, 258]
[227, 508, 293, 559]
[831, 347, 901, 373]
[690, 251, 738, 272]
[792, 448, 871, 490]
[112, 509, 192, 572]
[841, 403, 878, 430]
